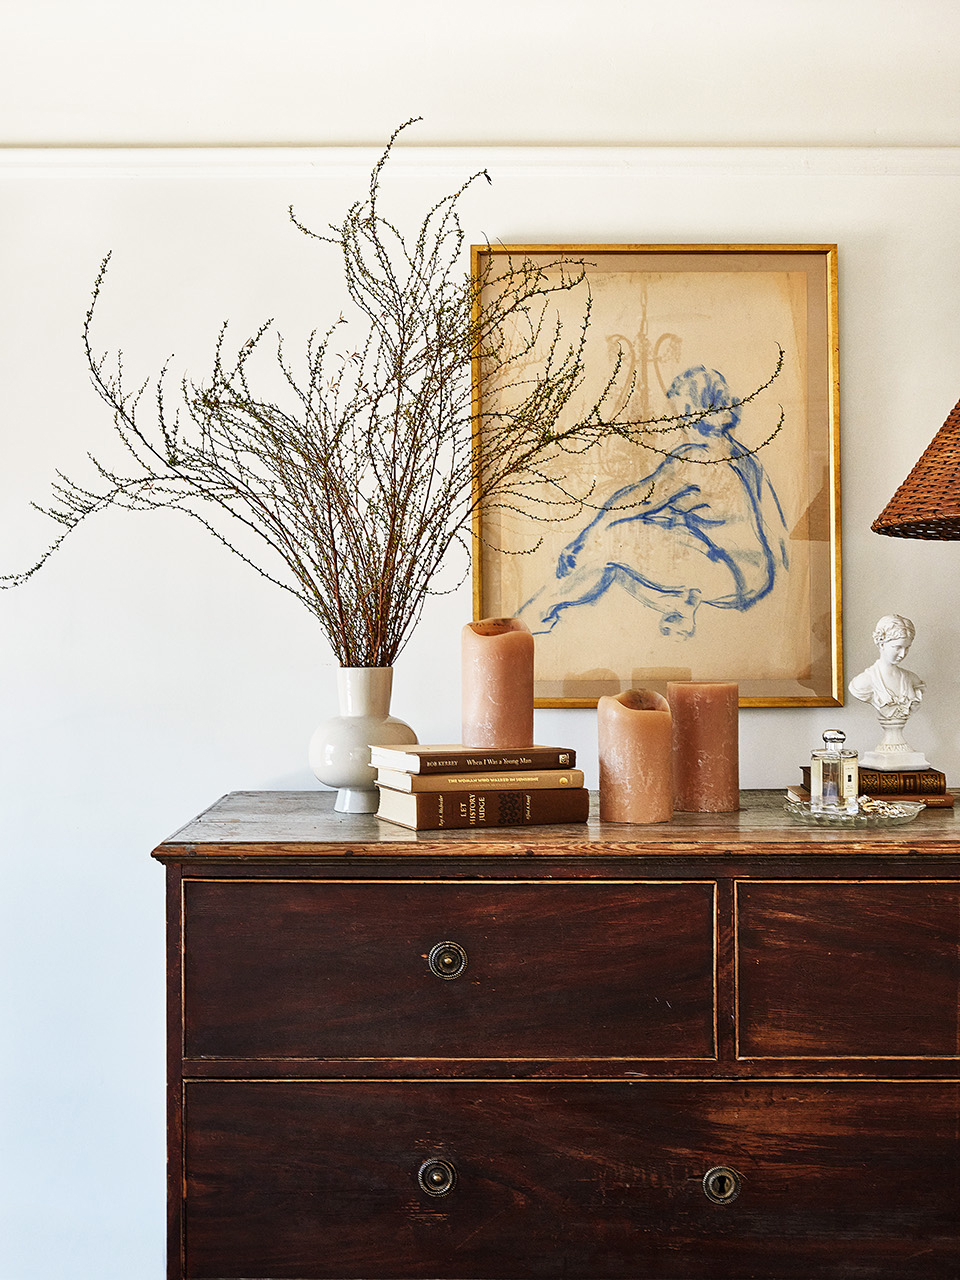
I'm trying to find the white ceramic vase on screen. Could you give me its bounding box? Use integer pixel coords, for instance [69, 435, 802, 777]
[309, 667, 417, 814]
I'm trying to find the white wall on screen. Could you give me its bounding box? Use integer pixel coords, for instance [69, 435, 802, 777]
[2, 5, 959, 1278]
[4, 0, 960, 148]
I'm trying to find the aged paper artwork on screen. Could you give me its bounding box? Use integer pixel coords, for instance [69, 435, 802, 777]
[473, 247, 840, 707]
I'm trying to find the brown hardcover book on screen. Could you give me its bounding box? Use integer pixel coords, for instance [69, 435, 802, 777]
[789, 786, 954, 808]
[370, 743, 576, 774]
[376, 786, 590, 830]
[375, 767, 585, 793]
[800, 765, 946, 794]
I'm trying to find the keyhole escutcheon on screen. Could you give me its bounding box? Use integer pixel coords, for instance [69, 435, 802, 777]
[703, 1165, 742, 1204]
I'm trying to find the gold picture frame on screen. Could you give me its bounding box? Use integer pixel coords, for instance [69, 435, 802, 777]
[471, 244, 841, 708]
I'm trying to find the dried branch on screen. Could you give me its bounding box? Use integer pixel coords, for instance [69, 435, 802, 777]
[3, 118, 783, 668]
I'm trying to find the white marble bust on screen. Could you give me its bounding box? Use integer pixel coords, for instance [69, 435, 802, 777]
[849, 614, 929, 769]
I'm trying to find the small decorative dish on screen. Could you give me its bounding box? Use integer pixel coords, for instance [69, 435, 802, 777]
[784, 799, 924, 827]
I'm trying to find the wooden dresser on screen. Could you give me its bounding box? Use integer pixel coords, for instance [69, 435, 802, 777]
[152, 790, 960, 1280]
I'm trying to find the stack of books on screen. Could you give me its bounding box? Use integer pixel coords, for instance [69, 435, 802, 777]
[792, 765, 954, 808]
[373, 743, 589, 830]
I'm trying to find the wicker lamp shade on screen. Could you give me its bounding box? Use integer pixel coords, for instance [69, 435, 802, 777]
[872, 397, 960, 539]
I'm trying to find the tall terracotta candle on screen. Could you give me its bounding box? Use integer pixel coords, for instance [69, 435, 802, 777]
[667, 680, 740, 812]
[597, 690, 673, 824]
[461, 617, 534, 748]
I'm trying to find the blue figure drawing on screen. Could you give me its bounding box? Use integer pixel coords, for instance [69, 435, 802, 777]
[519, 365, 789, 639]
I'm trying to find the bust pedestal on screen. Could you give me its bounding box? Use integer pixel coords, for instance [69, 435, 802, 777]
[861, 715, 930, 770]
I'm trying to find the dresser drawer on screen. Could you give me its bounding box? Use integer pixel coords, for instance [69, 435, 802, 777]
[737, 880, 960, 1057]
[183, 1079, 960, 1279]
[182, 879, 716, 1060]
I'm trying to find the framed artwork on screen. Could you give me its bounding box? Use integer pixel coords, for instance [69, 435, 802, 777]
[471, 244, 841, 708]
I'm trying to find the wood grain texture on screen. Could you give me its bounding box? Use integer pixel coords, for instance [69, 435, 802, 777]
[183, 879, 716, 1060]
[157, 790, 960, 1279]
[183, 1079, 960, 1279]
[152, 789, 960, 860]
[737, 880, 960, 1058]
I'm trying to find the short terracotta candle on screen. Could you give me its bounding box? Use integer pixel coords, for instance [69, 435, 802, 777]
[667, 680, 740, 812]
[597, 689, 673, 824]
[461, 617, 535, 748]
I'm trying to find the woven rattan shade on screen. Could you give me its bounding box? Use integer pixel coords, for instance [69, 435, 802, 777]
[872, 397, 960, 539]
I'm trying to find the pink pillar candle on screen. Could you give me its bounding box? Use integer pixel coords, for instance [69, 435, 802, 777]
[597, 690, 673, 824]
[461, 617, 535, 748]
[667, 681, 740, 812]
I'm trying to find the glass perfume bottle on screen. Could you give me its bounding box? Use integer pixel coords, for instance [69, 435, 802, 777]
[810, 729, 859, 813]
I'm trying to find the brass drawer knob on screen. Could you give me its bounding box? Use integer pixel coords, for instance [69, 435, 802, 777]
[427, 941, 468, 980]
[703, 1165, 742, 1204]
[418, 1158, 458, 1197]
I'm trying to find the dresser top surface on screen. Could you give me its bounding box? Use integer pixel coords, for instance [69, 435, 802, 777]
[152, 789, 960, 861]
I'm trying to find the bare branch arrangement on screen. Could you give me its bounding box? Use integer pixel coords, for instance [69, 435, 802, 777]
[3, 119, 783, 668]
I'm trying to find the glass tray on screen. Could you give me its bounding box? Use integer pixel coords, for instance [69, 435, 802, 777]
[784, 799, 924, 827]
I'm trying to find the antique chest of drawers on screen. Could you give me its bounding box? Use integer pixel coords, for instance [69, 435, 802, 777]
[152, 790, 960, 1279]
